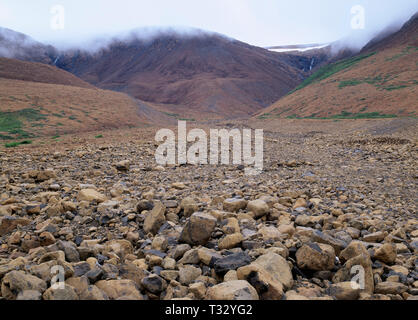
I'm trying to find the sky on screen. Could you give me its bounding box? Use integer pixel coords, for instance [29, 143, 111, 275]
[0, 0, 417, 49]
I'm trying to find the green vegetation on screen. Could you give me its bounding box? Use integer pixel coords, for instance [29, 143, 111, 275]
[338, 79, 363, 88]
[383, 85, 408, 91]
[386, 46, 418, 62]
[95, 134, 104, 139]
[31, 123, 45, 128]
[257, 113, 272, 119]
[51, 135, 60, 140]
[286, 111, 398, 120]
[5, 140, 32, 148]
[179, 118, 196, 122]
[68, 115, 77, 120]
[288, 52, 377, 94]
[163, 112, 181, 118]
[338, 74, 415, 90]
[0, 134, 14, 140]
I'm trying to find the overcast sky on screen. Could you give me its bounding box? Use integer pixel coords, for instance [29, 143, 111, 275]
[0, 0, 417, 48]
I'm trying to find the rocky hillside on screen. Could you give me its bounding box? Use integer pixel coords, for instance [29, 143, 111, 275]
[256, 13, 418, 120]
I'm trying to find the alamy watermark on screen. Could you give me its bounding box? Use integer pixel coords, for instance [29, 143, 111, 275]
[50, 4, 65, 30]
[50, 265, 65, 290]
[155, 121, 264, 175]
[350, 265, 365, 290]
[351, 5, 365, 30]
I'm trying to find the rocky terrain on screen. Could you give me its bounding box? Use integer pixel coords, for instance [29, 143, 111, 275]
[0, 118, 416, 300]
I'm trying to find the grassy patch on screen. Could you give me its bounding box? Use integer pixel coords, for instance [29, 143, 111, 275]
[179, 118, 196, 122]
[163, 112, 180, 118]
[31, 123, 45, 128]
[386, 46, 418, 62]
[0, 134, 14, 140]
[338, 74, 414, 91]
[382, 85, 408, 91]
[338, 79, 363, 88]
[258, 113, 272, 119]
[5, 140, 32, 148]
[289, 52, 376, 94]
[0, 108, 47, 127]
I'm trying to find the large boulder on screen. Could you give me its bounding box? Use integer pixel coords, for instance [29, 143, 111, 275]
[296, 243, 335, 271]
[180, 197, 198, 217]
[143, 201, 166, 235]
[96, 280, 144, 300]
[180, 212, 217, 245]
[333, 253, 374, 294]
[0, 217, 31, 236]
[206, 280, 259, 300]
[214, 252, 252, 275]
[223, 198, 248, 213]
[218, 233, 243, 250]
[246, 200, 269, 218]
[43, 285, 79, 300]
[1, 271, 47, 300]
[373, 243, 397, 265]
[78, 189, 107, 203]
[236, 252, 293, 300]
[339, 241, 369, 262]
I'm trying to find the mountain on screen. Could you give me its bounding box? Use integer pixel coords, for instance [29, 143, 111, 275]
[0, 27, 57, 64]
[0, 58, 149, 140]
[55, 32, 319, 119]
[0, 28, 336, 120]
[362, 12, 418, 53]
[0, 57, 93, 88]
[256, 12, 418, 120]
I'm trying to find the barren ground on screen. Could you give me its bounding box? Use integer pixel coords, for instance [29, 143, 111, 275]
[0, 118, 417, 300]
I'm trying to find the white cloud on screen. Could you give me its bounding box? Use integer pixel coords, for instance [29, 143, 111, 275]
[0, 0, 416, 48]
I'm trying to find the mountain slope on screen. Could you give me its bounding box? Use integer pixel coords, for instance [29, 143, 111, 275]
[256, 13, 418, 120]
[0, 59, 150, 140]
[0, 57, 94, 88]
[55, 32, 314, 119]
[0, 27, 57, 64]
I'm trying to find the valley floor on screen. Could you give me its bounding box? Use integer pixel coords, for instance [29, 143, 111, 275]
[0, 118, 417, 300]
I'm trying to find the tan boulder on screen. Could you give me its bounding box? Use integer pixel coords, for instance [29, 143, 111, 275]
[296, 243, 335, 271]
[78, 189, 107, 203]
[206, 280, 259, 300]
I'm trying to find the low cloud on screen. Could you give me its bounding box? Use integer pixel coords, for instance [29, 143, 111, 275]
[331, 9, 417, 54]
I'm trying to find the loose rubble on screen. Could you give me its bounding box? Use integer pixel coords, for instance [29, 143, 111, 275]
[0, 123, 417, 300]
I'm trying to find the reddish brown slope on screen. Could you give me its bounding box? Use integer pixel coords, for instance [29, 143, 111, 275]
[0, 57, 94, 89]
[56, 33, 313, 119]
[0, 58, 152, 139]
